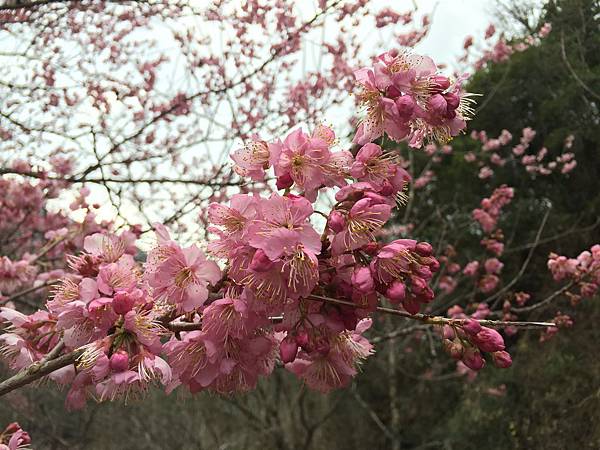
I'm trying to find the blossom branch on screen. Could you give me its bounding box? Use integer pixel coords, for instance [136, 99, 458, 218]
[307, 295, 557, 328]
[0, 348, 82, 397]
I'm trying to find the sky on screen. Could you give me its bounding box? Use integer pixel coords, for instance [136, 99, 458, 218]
[413, 0, 492, 64]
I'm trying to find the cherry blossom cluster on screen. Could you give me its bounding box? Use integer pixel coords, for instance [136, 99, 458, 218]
[0, 422, 30, 450]
[351, 50, 473, 147]
[0, 49, 486, 405]
[441, 318, 511, 371]
[548, 245, 600, 302]
[466, 128, 577, 179]
[472, 185, 514, 235]
[0, 170, 118, 304]
[461, 22, 553, 70]
[466, 186, 514, 294]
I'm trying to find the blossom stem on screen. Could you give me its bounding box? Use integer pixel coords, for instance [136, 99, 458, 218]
[306, 294, 557, 328]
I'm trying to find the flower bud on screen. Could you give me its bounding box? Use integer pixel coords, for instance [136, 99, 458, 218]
[473, 327, 505, 352]
[249, 249, 274, 272]
[113, 290, 135, 315]
[444, 92, 460, 110]
[109, 350, 129, 372]
[491, 350, 512, 368]
[415, 265, 432, 280]
[442, 325, 455, 339]
[385, 281, 406, 304]
[279, 336, 299, 364]
[462, 318, 482, 335]
[462, 347, 485, 371]
[410, 276, 427, 294]
[429, 94, 447, 116]
[415, 241, 433, 257]
[295, 330, 310, 348]
[428, 258, 440, 273]
[395, 95, 415, 118]
[276, 172, 294, 190]
[431, 75, 451, 93]
[4, 423, 20, 434]
[445, 339, 464, 359]
[328, 210, 346, 233]
[352, 266, 374, 294]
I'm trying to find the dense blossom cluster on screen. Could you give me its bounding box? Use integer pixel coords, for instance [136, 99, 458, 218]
[0, 173, 113, 304]
[441, 318, 511, 371]
[548, 245, 600, 302]
[0, 51, 484, 406]
[466, 128, 577, 179]
[461, 22, 553, 70]
[0, 41, 596, 418]
[351, 50, 474, 147]
[464, 186, 514, 295]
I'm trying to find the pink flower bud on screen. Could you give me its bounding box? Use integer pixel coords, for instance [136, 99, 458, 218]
[395, 95, 415, 118]
[109, 350, 129, 372]
[113, 290, 135, 315]
[431, 75, 451, 93]
[462, 347, 485, 371]
[415, 265, 432, 280]
[249, 249, 274, 272]
[462, 318, 482, 335]
[4, 423, 20, 434]
[386, 281, 406, 304]
[280, 336, 299, 363]
[295, 330, 310, 348]
[442, 325, 455, 339]
[428, 258, 440, 273]
[276, 172, 293, 190]
[491, 350, 512, 368]
[444, 339, 464, 359]
[428, 94, 447, 115]
[444, 92, 460, 110]
[415, 241, 433, 256]
[352, 266, 374, 293]
[328, 210, 346, 233]
[410, 276, 427, 294]
[473, 327, 505, 352]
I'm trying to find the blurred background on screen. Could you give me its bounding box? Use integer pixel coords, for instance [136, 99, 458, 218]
[1, 0, 599, 448]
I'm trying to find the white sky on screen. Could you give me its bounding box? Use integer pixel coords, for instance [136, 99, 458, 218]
[413, 0, 492, 64]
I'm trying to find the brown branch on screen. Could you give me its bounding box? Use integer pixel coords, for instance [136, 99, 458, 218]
[307, 294, 556, 328]
[512, 281, 575, 314]
[0, 347, 82, 397]
[1, 280, 56, 307]
[0, 287, 556, 398]
[0, 168, 241, 188]
[483, 206, 550, 305]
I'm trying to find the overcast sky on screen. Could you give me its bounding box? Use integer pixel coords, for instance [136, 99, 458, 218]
[413, 0, 492, 64]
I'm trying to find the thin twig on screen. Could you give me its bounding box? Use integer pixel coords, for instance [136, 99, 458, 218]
[307, 294, 556, 328]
